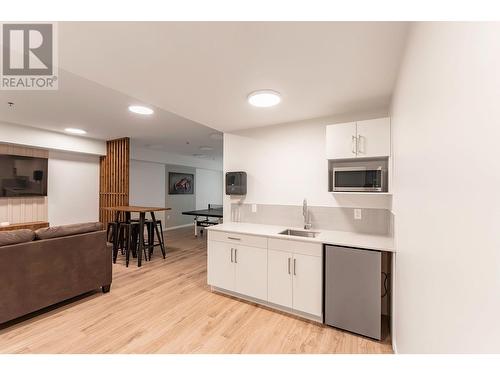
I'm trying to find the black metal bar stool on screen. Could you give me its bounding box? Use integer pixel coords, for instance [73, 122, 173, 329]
[110, 222, 128, 262]
[125, 222, 143, 267]
[110, 211, 147, 266]
[151, 218, 166, 259]
[141, 214, 166, 259]
[117, 222, 152, 267]
[107, 222, 119, 246]
[130, 219, 161, 260]
[110, 211, 128, 262]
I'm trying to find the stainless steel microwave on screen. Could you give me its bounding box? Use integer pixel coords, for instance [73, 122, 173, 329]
[332, 166, 386, 192]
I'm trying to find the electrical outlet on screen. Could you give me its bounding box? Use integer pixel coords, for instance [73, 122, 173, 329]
[354, 208, 362, 220]
[251, 204, 257, 213]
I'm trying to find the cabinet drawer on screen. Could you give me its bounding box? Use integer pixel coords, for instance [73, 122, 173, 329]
[268, 238, 322, 257]
[209, 230, 268, 249]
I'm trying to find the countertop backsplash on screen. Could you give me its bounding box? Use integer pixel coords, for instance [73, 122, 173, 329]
[230, 203, 392, 236]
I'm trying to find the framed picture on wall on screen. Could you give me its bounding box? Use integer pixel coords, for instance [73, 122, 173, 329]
[168, 172, 194, 194]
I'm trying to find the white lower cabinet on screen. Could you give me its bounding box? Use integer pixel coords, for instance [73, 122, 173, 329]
[291, 253, 323, 316]
[208, 241, 235, 291]
[235, 245, 268, 301]
[208, 232, 323, 322]
[208, 238, 268, 301]
[268, 249, 293, 309]
[268, 249, 323, 317]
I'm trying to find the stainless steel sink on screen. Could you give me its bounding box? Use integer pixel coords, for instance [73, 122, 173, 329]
[279, 229, 320, 238]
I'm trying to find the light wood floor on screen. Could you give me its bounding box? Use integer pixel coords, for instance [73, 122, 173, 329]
[0, 227, 393, 354]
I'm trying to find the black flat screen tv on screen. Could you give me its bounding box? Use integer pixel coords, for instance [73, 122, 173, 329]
[0, 154, 48, 197]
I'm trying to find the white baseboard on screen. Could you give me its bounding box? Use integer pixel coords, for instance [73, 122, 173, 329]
[164, 223, 193, 231]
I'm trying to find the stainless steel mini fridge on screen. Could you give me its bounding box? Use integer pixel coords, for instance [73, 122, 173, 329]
[324, 245, 382, 340]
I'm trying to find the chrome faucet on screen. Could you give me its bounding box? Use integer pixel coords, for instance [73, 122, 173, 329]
[303, 199, 312, 230]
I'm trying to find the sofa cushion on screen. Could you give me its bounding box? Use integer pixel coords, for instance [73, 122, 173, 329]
[35, 222, 103, 240]
[0, 229, 36, 247]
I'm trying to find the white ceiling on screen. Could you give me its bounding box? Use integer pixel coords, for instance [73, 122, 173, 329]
[58, 22, 410, 132]
[0, 70, 223, 160]
[1, 22, 409, 159]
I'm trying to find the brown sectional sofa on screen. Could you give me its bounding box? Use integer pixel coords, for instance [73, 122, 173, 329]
[0, 222, 112, 325]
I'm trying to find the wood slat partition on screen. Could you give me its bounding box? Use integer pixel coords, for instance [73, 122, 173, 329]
[99, 138, 130, 227]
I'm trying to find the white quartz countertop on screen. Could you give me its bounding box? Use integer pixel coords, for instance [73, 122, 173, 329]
[207, 222, 395, 252]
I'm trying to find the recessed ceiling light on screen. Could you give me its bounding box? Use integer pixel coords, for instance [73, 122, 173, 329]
[65, 128, 87, 135]
[199, 146, 213, 151]
[128, 105, 154, 115]
[248, 90, 281, 107]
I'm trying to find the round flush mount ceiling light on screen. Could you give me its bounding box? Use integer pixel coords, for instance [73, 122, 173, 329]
[65, 128, 87, 135]
[128, 105, 154, 115]
[247, 90, 281, 107]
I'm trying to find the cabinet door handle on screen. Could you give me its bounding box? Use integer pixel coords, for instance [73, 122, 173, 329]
[228, 236, 241, 241]
[288, 257, 291, 274]
[234, 248, 238, 263]
[230, 248, 234, 263]
[293, 258, 297, 275]
[357, 135, 363, 154]
[352, 135, 357, 154]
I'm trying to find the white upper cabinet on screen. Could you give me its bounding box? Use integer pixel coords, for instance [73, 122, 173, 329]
[326, 117, 391, 159]
[325, 121, 357, 159]
[356, 118, 391, 158]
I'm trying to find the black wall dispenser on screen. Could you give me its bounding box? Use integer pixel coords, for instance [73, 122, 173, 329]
[225, 171, 247, 195]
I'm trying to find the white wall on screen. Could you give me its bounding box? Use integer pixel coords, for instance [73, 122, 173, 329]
[131, 142, 222, 171]
[0, 121, 106, 155]
[130, 159, 166, 223]
[129, 159, 223, 229]
[195, 168, 223, 210]
[223, 110, 392, 221]
[391, 22, 500, 353]
[48, 150, 100, 226]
